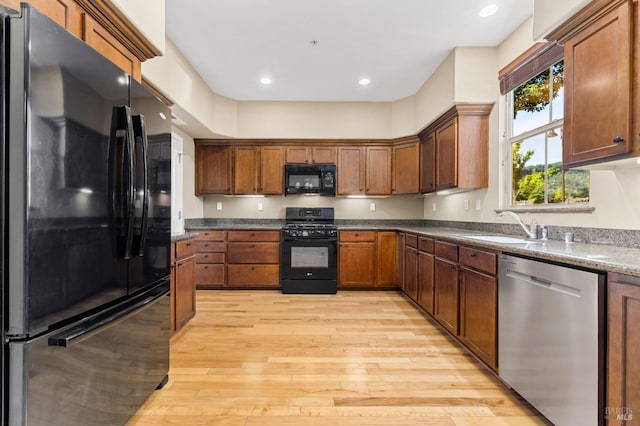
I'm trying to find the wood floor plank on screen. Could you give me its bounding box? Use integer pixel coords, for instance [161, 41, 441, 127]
[129, 290, 548, 425]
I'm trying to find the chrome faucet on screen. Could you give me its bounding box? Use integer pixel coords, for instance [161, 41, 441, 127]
[496, 211, 539, 239]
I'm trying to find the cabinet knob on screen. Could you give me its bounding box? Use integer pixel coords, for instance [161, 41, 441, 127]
[355, 233, 359, 237]
[470, 253, 477, 258]
[251, 266, 255, 270]
[613, 136, 625, 143]
[186, 243, 192, 247]
[204, 266, 208, 270]
[250, 244, 255, 248]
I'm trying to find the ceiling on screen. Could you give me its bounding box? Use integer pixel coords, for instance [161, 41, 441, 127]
[166, 0, 532, 102]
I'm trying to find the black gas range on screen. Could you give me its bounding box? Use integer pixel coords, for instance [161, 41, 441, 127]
[280, 208, 338, 294]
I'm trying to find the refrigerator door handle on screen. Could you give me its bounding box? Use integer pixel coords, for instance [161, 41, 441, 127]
[47, 284, 168, 348]
[131, 114, 149, 257]
[108, 105, 135, 260]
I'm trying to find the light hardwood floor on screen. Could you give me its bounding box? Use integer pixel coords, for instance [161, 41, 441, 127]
[130, 290, 550, 425]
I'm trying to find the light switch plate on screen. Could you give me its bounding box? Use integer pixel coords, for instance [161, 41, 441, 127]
[216, 202, 222, 210]
[475, 200, 482, 210]
[257, 202, 263, 211]
[464, 200, 470, 211]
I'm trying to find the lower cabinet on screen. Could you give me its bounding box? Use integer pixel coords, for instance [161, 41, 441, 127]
[171, 237, 196, 336]
[608, 272, 640, 419]
[227, 231, 280, 288]
[194, 230, 226, 289]
[338, 230, 398, 288]
[434, 241, 459, 335]
[417, 236, 435, 314]
[403, 234, 418, 300]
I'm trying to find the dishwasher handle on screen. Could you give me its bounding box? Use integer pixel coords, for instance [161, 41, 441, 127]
[505, 270, 582, 298]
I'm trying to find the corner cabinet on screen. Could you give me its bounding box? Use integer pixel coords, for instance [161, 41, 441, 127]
[418, 104, 493, 193]
[548, 0, 640, 167]
[392, 138, 420, 194]
[338, 230, 397, 288]
[607, 272, 640, 418]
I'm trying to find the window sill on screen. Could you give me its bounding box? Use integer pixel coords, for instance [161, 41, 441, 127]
[496, 204, 594, 214]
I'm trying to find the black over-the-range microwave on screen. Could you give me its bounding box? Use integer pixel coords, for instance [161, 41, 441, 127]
[284, 163, 336, 196]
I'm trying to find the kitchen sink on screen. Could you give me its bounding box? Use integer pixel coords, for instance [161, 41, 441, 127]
[457, 235, 540, 244]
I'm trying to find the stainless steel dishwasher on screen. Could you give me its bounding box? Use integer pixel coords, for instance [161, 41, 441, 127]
[498, 254, 605, 426]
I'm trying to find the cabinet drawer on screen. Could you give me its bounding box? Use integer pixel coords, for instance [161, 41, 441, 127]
[196, 252, 225, 264]
[192, 230, 225, 241]
[227, 264, 279, 286]
[227, 230, 280, 242]
[459, 246, 497, 275]
[227, 242, 279, 263]
[175, 239, 195, 259]
[339, 231, 376, 242]
[195, 263, 225, 285]
[405, 234, 418, 248]
[195, 241, 225, 253]
[435, 240, 458, 262]
[418, 236, 434, 253]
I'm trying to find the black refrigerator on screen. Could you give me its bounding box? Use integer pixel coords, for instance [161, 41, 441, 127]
[1, 4, 172, 425]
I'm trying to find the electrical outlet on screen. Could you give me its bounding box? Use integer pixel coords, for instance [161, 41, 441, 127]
[369, 202, 376, 212]
[432, 202, 436, 212]
[475, 200, 482, 211]
[257, 202, 263, 211]
[464, 200, 470, 211]
[216, 202, 222, 210]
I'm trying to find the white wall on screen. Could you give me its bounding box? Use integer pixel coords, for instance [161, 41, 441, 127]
[172, 126, 204, 220]
[533, 0, 592, 40]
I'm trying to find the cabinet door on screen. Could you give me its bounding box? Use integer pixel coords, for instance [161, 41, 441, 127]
[260, 146, 284, 195]
[417, 251, 435, 314]
[396, 233, 405, 291]
[404, 246, 418, 301]
[30, 0, 82, 38]
[563, 1, 632, 167]
[376, 232, 397, 287]
[434, 257, 459, 335]
[195, 145, 232, 194]
[311, 146, 337, 163]
[285, 146, 310, 163]
[435, 119, 457, 190]
[337, 147, 365, 195]
[420, 133, 436, 193]
[608, 273, 640, 417]
[175, 256, 195, 330]
[234, 147, 259, 194]
[393, 143, 419, 194]
[366, 147, 392, 195]
[83, 14, 141, 81]
[170, 261, 176, 335]
[459, 268, 497, 370]
[338, 242, 375, 287]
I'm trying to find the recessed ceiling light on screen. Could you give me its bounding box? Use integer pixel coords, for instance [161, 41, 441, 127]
[358, 78, 371, 86]
[479, 4, 498, 17]
[260, 77, 272, 85]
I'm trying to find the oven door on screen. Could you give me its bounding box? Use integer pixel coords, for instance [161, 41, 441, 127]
[280, 239, 337, 281]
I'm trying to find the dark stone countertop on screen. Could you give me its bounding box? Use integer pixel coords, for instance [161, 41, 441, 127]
[171, 231, 199, 242]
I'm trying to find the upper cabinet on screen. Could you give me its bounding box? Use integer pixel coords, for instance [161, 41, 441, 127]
[234, 146, 284, 195]
[548, 0, 639, 167]
[337, 146, 392, 196]
[195, 145, 232, 195]
[0, 0, 161, 82]
[285, 146, 336, 164]
[392, 138, 420, 194]
[418, 104, 493, 193]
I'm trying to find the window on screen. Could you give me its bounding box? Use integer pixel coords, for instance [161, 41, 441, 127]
[507, 59, 589, 206]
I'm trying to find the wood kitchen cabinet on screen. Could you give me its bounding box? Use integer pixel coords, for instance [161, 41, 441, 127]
[458, 246, 498, 370]
[226, 231, 280, 288]
[392, 139, 420, 194]
[396, 232, 405, 291]
[434, 240, 459, 335]
[195, 145, 232, 195]
[403, 234, 419, 301]
[192, 230, 226, 289]
[608, 272, 640, 420]
[338, 231, 376, 287]
[376, 231, 397, 287]
[548, 0, 639, 167]
[172, 237, 196, 335]
[337, 146, 392, 196]
[234, 146, 284, 195]
[285, 146, 336, 164]
[417, 237, 435, 314]
[418, 104, 493, 193]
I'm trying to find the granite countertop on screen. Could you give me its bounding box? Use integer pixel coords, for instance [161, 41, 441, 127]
[392, 226, 640, 278]
[183, 220, 640, 278]
[171, 231, 199, 242]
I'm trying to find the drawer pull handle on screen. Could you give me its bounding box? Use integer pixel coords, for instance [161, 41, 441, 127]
[251, 266, 255, 270]
[204, 266, 208, 270]
[186, 243, 192, 247]
[355, 233, 359, 237]
[470, 253, 477, 258]
[613, 136, 625, 143]
[250, 244, 255, 248]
